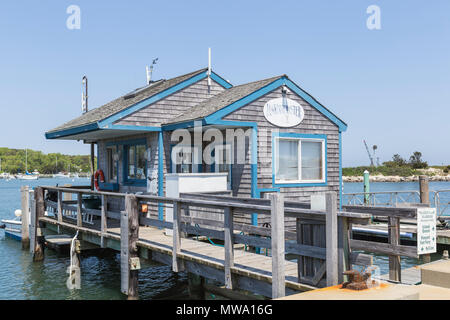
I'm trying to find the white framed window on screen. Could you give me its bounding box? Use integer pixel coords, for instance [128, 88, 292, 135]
[274, 137, 325, 184]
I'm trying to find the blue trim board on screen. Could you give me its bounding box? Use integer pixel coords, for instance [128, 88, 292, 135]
[271, 132, 328, 188]
[284, 78, 347, 132]
[45, 122, 99, 139]
[204, 76, 347, 132]
[210, 71, 233, 89]
[339, 131, 343, 210]
[158, 131, 164, 221]
[46, 69, 231, 140]
[98, 70, 231, 129]
[107, 125, 161, 132]
[205, 78, 286, 123]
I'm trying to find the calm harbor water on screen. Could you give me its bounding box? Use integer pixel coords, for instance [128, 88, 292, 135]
[0, 178, 188, 300]
[1, 179, 449, 299]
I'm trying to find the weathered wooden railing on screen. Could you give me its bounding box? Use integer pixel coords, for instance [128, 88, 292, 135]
[32, 186, 371, 299]
[343, 190, 421, 207]
[343, 205, 419, 282]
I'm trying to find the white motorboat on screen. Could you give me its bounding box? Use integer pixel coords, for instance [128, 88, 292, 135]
[53, 172, 71, 178]
[1, 210, 25, 241]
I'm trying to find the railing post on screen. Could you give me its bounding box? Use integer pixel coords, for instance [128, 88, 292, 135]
[101, 194, 107, 248]
[363, 170, 370, 205]
[326, 192, 338, 286]
[32, 187, 45, 262]
[172, 200, 183, 272]
[57, 190, 63, 223]
[224, 207, 234, 289]
[77, 192, 82, 227]
[21, 186, 30, 250]
[269, 192, 285, 299]
[338, 216, 350, 283]
[388, 216, 401, 282]
[121, 194, 140, 300]
[296, 218, 304, 281]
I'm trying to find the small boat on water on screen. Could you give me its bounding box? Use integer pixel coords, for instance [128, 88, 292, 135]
[15, 149, 39, 180]
[16, 173, 39, 180]
[0, 210, 25, 241]
[53, 172, 71, 178]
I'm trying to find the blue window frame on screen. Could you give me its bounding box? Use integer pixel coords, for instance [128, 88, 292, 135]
[272, 132, 327, 187]
[122, 139, 147, 186]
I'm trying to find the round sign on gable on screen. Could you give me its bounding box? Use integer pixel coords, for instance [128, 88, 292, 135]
[263, 97, 304, 127]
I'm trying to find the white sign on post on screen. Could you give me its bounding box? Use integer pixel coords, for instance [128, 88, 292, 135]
[417, 207, 437, 255]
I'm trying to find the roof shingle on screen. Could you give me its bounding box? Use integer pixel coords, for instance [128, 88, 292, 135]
[165, 75, 283, 124]
[47, 68, 208, 133]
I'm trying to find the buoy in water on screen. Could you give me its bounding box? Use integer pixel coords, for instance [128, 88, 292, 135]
[14, 209, 22, 217]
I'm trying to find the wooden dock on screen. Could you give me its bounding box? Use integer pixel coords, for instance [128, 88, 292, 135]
[42, 218, 310, 296]
[352, 221, 450, 246]
[27, 186, 374, 299]
[26, 185, 443, 299]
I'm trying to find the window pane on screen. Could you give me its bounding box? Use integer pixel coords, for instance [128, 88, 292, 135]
[107, 148, 117, 182]
[136, 145, 146, 179]
[301, 141, 323, 180]
[276, 140, 298, 181]
[128, 146, 135, 179]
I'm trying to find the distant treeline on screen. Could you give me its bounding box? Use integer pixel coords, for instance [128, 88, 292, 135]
[0, 147, 96, 174]
[343, 151, 443, 176]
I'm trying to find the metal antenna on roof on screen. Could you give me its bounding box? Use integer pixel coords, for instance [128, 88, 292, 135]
[146, 58, 159, 84]
[207, 48, 212, 93]
[81, 76, 88, 113]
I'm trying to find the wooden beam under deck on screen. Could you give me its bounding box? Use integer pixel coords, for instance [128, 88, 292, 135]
[39, 216, 316, 298]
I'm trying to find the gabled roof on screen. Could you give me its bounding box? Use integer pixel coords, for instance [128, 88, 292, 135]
[165, 75, 347, 132]
[47, 68, 208, 135]
[165, 75, 283, 125]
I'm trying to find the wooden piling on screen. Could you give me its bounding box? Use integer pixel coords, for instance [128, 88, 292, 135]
[419, 175, 430, 205]
[100, 194, 107, 248]
[269, 192, 285, 299]
[121, 194, 140, 300]
[419, 175, 431, 263]
[337, 216, 350, 283]
[67, 238, 82, 290]
[77, 192, 82, 227]
[90, 143, 95, 190]
[224, 207, 234, 289]
[388, 217, 401, 282]
[20, 186, 30, 250]
[188, 273, 205, 300]
[325, 192, 338, 286]
[32, 187, 45, 261]
[172, 200, 183, 273]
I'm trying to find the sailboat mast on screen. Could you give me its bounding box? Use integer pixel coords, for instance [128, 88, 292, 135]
[25, 149, 28, 173]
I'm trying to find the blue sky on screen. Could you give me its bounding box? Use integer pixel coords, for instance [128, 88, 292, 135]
[0, 1, 449, 167]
